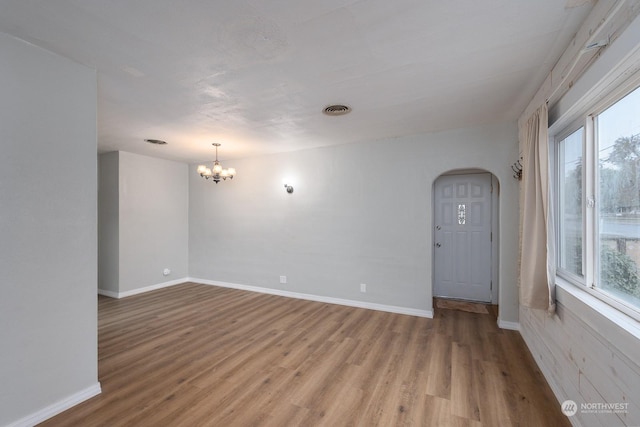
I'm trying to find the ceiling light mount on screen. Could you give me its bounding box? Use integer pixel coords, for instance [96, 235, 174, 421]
[145, 138, 167, 145]
[323, 104, 351, 116]
[196, 143, 236, 184]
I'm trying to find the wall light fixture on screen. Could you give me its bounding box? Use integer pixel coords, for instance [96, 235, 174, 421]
[284, 183, 294, 194]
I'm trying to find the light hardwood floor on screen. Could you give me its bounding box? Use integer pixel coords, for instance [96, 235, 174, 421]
[40, 283, 570, 426]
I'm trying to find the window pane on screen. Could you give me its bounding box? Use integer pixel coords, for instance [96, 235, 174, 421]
[597, 86, 640, 309]
[558, 128, 584, 276]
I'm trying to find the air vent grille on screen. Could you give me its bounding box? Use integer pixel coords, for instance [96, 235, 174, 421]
[323, 105, 351, 116]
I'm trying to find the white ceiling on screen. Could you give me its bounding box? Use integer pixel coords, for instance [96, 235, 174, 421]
[0, 0, 593, 163]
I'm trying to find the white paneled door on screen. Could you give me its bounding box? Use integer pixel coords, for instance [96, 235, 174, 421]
[434, 173, 493, 302]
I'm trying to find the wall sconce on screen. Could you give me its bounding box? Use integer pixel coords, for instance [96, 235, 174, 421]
[284, 183, 294, 194]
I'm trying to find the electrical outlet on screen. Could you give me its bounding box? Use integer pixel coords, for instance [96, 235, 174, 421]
[360, 283, 366, 293]
[280, 276, 287, 284]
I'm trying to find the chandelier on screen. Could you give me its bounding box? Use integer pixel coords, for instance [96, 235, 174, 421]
[196, 143, 236, 184]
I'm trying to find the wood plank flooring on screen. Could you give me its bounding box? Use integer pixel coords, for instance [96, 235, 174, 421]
[39, 283, 570, 427]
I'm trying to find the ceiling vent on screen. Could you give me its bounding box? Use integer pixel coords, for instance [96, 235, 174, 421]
[144, 139, 167, 145]
[323, 105, 351, 116]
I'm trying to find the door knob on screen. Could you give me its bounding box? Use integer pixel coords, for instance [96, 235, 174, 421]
[435, 242, 441, 247]
[436, 225, 441, 230]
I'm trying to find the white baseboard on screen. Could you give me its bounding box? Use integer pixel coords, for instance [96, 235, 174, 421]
[188, 277, 434, 318]
[497, 319, 520, 331]
[7, 382, 101, 427]
[97, 288, 119, 298]
[98, 277, 188, 299]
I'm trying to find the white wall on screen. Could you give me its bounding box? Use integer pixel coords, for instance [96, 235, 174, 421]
[0, 33, 99, 425]
[98, 151, 189, 296]
[189, 121, 521, 323]
[119, 151, 189, 292]
[98, 152, 119, 293]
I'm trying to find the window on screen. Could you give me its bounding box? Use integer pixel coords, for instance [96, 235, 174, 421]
[556, 84, 640, 316]
[558, 127, 584, 279]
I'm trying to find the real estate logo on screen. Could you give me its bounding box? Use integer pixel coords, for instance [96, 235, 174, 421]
[561, 400, 578, 417]
[561, 399, 629, 417]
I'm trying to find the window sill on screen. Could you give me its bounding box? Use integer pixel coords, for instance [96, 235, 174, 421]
[554, 278, 640, 361]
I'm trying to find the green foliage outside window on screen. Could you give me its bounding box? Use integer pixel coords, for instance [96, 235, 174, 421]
[601, 245, 640, 299]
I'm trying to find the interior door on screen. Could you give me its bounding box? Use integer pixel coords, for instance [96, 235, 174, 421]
[434, 173, 492, 302]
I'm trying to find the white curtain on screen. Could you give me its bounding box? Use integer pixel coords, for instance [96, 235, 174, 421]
[519, 103, 556, 314]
